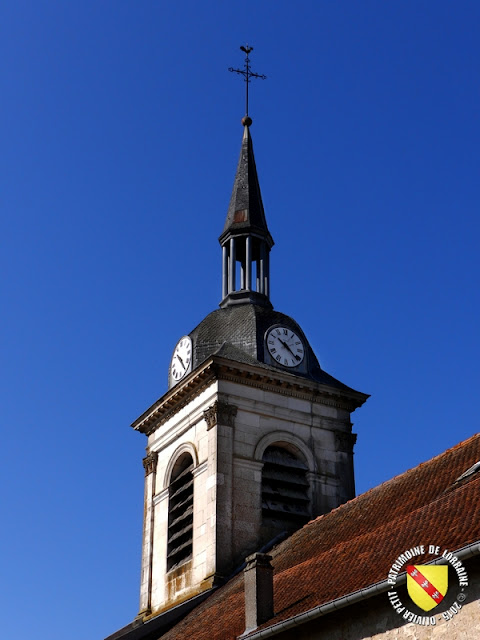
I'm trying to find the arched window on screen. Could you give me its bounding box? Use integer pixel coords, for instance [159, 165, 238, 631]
[261, 445, 310, 534]
[167, 453, 194, 571]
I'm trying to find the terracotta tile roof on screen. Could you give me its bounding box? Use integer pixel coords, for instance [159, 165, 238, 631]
[161, 432, 480, 640]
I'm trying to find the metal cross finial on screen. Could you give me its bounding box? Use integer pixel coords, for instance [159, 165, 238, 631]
[229, 45, 266, 118]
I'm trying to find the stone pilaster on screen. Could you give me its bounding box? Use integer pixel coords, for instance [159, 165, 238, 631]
[334, 432, 357, 501]
[335, 431, 357, 454]
[203, 400, 237, 430]
[138, 451, 158, 617]
[203, 401, 238, 576]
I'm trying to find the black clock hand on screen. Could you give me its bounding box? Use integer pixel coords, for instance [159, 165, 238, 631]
[177, 354, 186, 369]
[279, 337, 302, 362]
[278, 338, 296, 358]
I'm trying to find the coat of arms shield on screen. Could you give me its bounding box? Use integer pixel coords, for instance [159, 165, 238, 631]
[406, 565, 448, 611]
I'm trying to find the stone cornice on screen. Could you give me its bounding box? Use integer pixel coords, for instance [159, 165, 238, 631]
[132, 356, 368, 436]
[214, 357, 369, 412]
[132, 361, 217, 435]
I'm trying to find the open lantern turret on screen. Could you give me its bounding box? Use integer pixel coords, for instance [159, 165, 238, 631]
[219, 119, 274, 309]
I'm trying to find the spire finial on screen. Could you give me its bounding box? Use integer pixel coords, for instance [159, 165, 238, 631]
[228, 44, 266, 122]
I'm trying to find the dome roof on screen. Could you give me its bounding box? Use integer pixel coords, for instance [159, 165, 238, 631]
[187, 304, 351, 390]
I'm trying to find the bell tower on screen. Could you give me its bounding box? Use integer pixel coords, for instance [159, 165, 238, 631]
[131, 50, 368, 622]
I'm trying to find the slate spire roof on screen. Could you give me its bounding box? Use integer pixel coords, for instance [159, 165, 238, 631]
[219, 120, 274, 247]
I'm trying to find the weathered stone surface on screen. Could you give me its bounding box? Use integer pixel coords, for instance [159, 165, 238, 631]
[136, 366, 362, 617]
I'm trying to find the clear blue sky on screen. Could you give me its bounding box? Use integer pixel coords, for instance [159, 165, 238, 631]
[1, 2, 479, 638]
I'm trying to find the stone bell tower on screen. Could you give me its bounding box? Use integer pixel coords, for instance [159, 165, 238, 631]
[130, 112, 368, 621]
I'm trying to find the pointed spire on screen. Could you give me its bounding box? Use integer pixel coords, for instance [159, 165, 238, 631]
[219, 119, 274, 309]
[220, 119, 274, 246]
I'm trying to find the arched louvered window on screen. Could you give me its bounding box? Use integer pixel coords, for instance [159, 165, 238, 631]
[167, 454, 194, 571]
[261, 445, 310, 532]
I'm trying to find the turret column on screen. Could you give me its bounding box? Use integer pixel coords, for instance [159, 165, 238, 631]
[222, 245, 229, 299]
[264, 249, 270, 298]
[246, 236, 252, 291]
[229, 237, 236, 293]
[259, 242, 266, 295]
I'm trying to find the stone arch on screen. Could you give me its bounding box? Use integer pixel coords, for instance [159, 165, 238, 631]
[255, 432, 315, 540]
[165, 444, 196, 572]
[163, 442, 199, 490]
[254, 431, 316, 473]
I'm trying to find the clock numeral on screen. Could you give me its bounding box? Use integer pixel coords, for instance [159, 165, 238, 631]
[270, 347, 276, 354]
[297, 348, 303, 354]
[283, 329, 288, 335]
[295, 341, 301, 345]
[268, 340, 274, 345]
[283, 358, 288, 365]
[276, 355, 281, 362]
[276, 329, 281, 335]
[291, 359, 296, 366]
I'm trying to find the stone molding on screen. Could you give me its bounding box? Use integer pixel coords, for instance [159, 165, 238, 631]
[132, 357, 368, 436]
[218, 369, 364, 412]
[143, 451, 159, 476]
[153, 487, 169, 507]
[321, 417, 353, 430]
[163, 442, 199, 490]
[133, 366, 217, 435]
[335, 431, 358, 454]
[192, 460, 208, 478]
[233, 457, 264, 472]
[203, 401, 238, 431]
[149, 411, 208, 457]
[253, 430, 316, 472]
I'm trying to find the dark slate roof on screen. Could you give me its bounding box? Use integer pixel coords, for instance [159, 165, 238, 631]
[159, 432, 480, 640]
[219, 124, 273, 246]
[188, 303, 355, 391]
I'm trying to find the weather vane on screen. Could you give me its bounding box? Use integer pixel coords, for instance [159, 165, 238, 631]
[229, 45, 266, 119]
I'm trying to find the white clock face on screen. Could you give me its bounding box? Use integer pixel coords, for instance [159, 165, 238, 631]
[171, 336, 192, 382]
[265, 326, 305, 368]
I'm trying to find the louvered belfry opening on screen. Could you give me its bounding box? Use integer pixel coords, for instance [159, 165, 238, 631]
[167, 454, 194, 571]
[261, 445, 310, 534]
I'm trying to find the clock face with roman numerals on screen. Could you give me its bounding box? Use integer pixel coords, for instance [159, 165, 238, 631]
[265, 325, 305, 368]
[170, 336, 192, 383]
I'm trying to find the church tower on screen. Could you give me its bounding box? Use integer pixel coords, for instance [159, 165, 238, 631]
[132, 63, 368, 619]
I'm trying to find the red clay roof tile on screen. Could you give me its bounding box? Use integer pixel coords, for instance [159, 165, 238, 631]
[161, 432, 480, 640]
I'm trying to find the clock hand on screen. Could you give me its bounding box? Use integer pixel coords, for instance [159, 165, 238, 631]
[278, 338, 296, 358]
[278, 337, 302, 362]
[177, 354, 186, 369]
